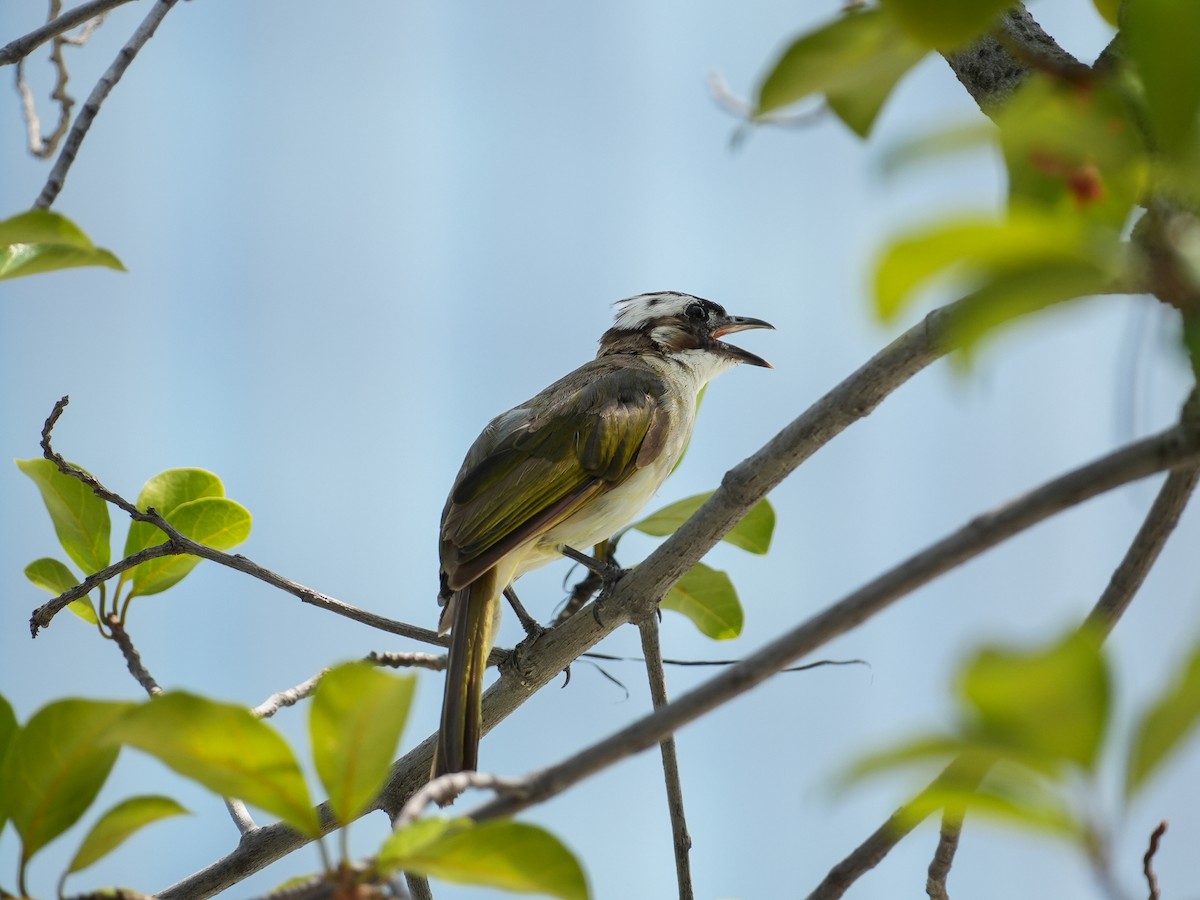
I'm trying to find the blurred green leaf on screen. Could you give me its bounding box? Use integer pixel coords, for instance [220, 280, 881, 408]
[959, 631, 1110, 771]
[1126, 639, 1200, 797]
[756, 7, 926, 136]
[0, 694, 17, 827]
[630, 493, 774, 554]
[995, 75, 1146, 228]
[946, 260, 1113, 361]
[881, 0, 1016, 49]
[898, 771, 1082, 839]
[66, 795, 188, 874]
[1125, 0, 1200, 160]
[662, 562, 743, 641]
[24, 557, 98, 624]
[16, 458, 111, 575]
[1091, 0, 1118, 27]
[0, 210, 124, 281]
[311, 663, 416, 824]
[0, 699, 131, 862]
[378, 818, 589, 900]
[873, 207, 1122, 354]
[128, 497, 252, 597]
[123, 468, 225, 557]
[115, 692, 319, 837]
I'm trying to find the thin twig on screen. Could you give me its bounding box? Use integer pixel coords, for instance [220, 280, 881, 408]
[926, 805, 964, 900]
[1143, 820, 1166, 900]
[1084, 466, 1200, 637]
[35, 0, 181, 208]
[0, 0, 136, 66]
[583, 651, 866, 672]
[467, 421, 1200, 825]
[367, 650, 448, 672]
[391, 772, 526, 829]
[106, 613, 161, 695]
[638, 615, 694, 900]
[224, 800, 257, 836]
[252, 671, 327, 720]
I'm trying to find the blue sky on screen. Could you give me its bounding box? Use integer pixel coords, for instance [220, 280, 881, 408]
[2, 2, 1198, 898]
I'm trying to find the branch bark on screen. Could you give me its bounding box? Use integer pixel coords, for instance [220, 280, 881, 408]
[0, 0, 137, 67]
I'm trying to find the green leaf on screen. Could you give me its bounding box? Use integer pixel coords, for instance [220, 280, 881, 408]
[0, 694, 17, 827]
[958, 631, 1110, 771]
[873, 207, 1120, 324]
[128, 497, 252, 597]
[630, 493, 774, 554]
[114, 692, 319, 837]
[378, 818, 589, 900]
[66, 795, 188, 874]
[16, 458, 111, 575]
[662, 562, 743, 641]
[24, 557, 98, 624]
[123, 468, 225, 558]
[0, 699, 132, 862]
[898, 773, 1082, 839]
[0, 210, 124, 281]
[756, 7, 927, 136]
[881, 0, 1016, 50]
[1125, 0, 1200, 160]
[1126, 639, 1200, 797]
[310, 663, 416, 824]
[946, 260, 1114, 361]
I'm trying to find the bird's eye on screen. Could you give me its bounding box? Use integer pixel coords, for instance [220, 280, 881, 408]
[685, 303, 706, 321]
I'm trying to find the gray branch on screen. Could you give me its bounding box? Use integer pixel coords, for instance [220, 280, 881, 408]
[639, 614, 693, 900]
[0, 0, 137, 67]
[34, 0, 181, 208]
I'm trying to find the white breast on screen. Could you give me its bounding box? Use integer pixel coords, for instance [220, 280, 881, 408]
[511, 349, 719, 580]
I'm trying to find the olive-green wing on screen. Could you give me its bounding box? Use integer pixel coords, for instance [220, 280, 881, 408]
[441, 366, 670, 591]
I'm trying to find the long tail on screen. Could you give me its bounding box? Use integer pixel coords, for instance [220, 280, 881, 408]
[434, 568, 500, 776]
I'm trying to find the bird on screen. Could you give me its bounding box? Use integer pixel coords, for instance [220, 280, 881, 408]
[433, 291, 773, 776]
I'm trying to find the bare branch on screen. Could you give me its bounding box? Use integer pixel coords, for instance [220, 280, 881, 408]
[35, 0, 182, 208]
[1085, 466, 1200, 636]
[926, 806, 964, 900]
[367, 650, 448, 672]
[0, 0, 135, 67]
[224, 800, 257, 836]
[638, 615, 693, 900]
[252, 671, 327, 720]
[1143, 821, 1166, 900]
[106, 613, 161, 696]
[391, 771, 526, 830]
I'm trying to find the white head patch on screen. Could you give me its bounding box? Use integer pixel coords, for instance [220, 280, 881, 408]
[611, 292, 702, 331]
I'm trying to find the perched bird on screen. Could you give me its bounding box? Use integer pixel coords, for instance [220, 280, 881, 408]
[434, 291, 772, 776]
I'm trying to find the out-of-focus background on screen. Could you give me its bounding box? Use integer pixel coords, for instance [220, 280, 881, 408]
[2, 2, 1197, 897]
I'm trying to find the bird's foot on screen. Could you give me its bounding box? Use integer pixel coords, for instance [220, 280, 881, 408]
[503, 586, 545, 639]
[561, 545, 628, 592]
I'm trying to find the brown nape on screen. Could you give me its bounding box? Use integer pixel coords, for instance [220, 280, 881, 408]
[597, 320, 704, 357]
[596, 327, 659, 357]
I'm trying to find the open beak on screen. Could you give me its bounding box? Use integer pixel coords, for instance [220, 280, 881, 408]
[711, 314, 774, 368]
